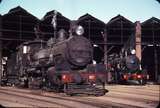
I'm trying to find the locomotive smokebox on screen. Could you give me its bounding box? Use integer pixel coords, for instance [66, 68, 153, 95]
[125, 55, 140, 71]
[66, 36, 93, 67]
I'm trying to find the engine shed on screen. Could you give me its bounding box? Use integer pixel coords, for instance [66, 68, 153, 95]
[0, 6, 160, 83]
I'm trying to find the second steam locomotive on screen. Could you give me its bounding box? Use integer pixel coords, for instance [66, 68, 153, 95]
[108, 49, 149, 85]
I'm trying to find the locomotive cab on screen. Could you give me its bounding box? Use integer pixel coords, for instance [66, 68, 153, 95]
[17, 40, 47, 65]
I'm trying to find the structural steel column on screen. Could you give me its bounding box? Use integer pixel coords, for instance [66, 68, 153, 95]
[104, 28, 110, 83]
[152, 21, 158, 82]
[104, 28, 107, 65]
[0, 15, 2, 84]
[154, 46, 158, 82]
[135, 21, 142, 62]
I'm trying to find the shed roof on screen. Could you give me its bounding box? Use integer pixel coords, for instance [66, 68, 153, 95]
[141, 17, 160, 45]
[39, 10, 70, 40]
[78, 13, 105, 24]
[106, 15, 134, 45]
[1, 6, 39, 56]
[107, 14, 133, 25]
[77, 13, 105, 44]
[141, 17, 160, 26]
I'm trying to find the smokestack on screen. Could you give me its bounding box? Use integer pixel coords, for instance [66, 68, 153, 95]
[135, 21, 142, 62]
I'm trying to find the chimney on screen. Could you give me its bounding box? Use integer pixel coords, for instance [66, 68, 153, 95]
[135, 21, 142, 62]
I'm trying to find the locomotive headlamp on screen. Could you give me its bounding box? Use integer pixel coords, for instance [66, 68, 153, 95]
[123, 74, 128, 80]
[131, 49, 136, 55]
[62, 74, 72, 83]
[89, 74, 96, 81]
[137, 74, 142, 79]
[23, 45, 27, 54]
[75, 25, 84, 35]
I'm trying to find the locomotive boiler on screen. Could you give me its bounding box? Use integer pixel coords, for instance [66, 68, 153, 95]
[3, 21, 107, 96]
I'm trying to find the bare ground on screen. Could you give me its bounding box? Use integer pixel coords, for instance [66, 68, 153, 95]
[0, 84, 159, 108]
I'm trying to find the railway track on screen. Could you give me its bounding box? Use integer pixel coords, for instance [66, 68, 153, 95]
[0, 87, 135, 108]
[0, 87, 99, 108]
[0, 85, 159, 108]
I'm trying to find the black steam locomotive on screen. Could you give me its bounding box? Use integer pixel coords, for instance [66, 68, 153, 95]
[108, 49, 148, 85]
[2, 21, 107, 96]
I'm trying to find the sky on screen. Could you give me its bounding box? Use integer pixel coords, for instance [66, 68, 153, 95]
[0, 0, 160, 23]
